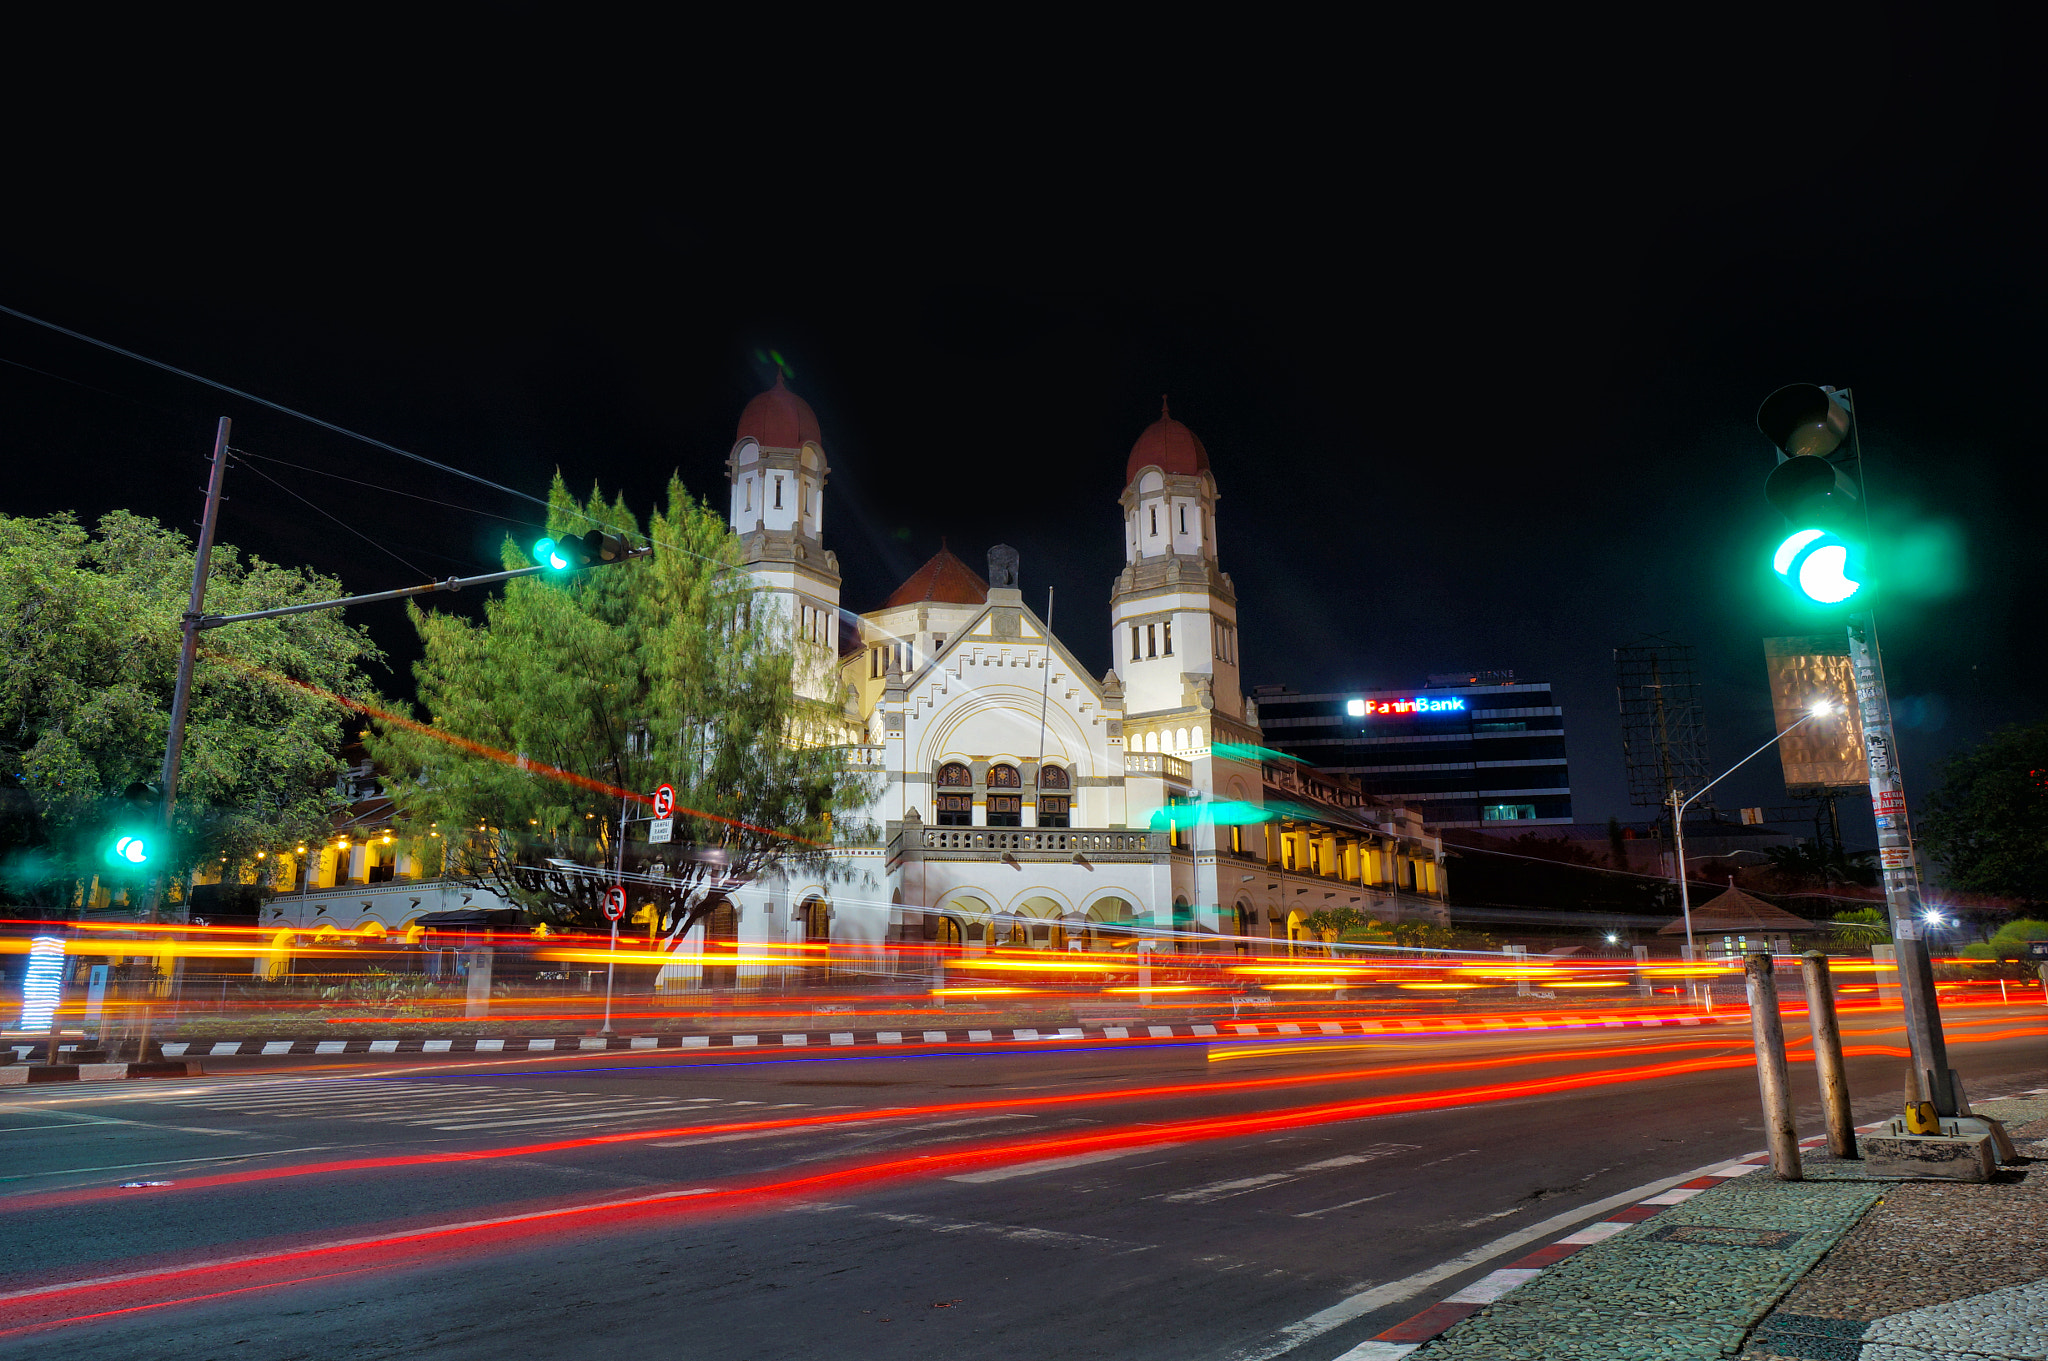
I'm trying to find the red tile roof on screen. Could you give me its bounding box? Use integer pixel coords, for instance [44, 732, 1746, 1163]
[736, 374, 822, 449]
[1126, 395, 1210, 484]
[883, 544, 989, 608]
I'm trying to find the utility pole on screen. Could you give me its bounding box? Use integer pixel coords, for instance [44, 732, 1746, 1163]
[1846, 611, 1955, 1113]
[128, 418, 229, 1059]
[149, 417, 233, 924]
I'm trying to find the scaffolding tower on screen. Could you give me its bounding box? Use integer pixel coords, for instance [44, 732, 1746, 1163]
[1615, 637, 1712, 812]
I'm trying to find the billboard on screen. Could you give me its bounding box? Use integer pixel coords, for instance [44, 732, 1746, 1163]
[1762, 636, 1865, 792]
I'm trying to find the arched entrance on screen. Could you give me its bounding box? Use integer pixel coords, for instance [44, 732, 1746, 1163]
[1015, 896, 1066, 950]
[799, 896, 830, 979]
[703, 897, 738, 988]
[1083, 897, 1135, 952]
[1233, 901, 1255, 953]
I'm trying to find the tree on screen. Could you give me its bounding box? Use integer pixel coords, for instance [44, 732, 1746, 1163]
[365, 476, 877, 941]
[0, 511, 379, 909]
[1919, 722, 2048, 906]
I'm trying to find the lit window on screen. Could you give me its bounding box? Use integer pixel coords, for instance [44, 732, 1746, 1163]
[1130, 625, 1142, 661]
[1482, 803, 1538, 821]
[743, 479, 751, 512]
[1146, 625, 1157, 658]
[1163, 622, 1173, 656]
[773, 477, 783, 509]
[1149, 506, 1157, 537]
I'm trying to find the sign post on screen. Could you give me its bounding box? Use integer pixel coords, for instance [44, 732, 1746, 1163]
[601, 884, 626, 1036]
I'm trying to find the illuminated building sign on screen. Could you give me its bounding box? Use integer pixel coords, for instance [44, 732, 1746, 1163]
[1347, 696, 1467, 717]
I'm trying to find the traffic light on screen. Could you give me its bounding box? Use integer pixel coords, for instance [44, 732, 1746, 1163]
[100, 782, 157, 872]
[1757, 384, 1864, 606]
[533, 530, 632, 574]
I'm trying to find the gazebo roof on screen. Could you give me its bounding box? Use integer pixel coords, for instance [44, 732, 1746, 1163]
[1658, 885, 1824, 936]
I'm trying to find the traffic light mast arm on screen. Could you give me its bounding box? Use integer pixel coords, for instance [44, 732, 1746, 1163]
[195, 548, 652, 630]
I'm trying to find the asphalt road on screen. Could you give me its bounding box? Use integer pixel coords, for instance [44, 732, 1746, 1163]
[2, 1004, 2041, 1360]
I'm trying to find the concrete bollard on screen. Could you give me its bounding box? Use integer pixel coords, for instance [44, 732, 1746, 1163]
[1746, 951, 1802, 1181]
[1801, 952, 1857, 1159]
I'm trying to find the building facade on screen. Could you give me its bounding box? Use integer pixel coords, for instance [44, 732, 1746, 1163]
[1255, 673, 1572, 830]
[667, 384, 1447, 983]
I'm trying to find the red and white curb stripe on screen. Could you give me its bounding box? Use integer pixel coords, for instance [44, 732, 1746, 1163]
[128, 1011, 1727, 1060]
[1338, 1111, 1945, 1360]
[1339, 1155, 1774, 1358]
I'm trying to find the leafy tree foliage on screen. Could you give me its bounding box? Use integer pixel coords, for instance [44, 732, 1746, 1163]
[1919, 722, 2048, 907]
[1759, 839, 1877, 892]
[366, 476, 876, 938]
[0, 511, 378, 908]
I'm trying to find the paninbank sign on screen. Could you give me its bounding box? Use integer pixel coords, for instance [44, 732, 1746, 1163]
[1347, 696, 1467, 717]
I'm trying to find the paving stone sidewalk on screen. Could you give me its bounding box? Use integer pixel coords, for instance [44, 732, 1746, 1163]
[1410, 1094, 2048, 1361]
[1746, 1095, 2048, 1361]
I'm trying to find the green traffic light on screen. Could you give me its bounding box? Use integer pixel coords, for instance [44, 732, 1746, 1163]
[105, 833, 149, 867]
[1773, 528, 1862, 605]
[533, 536, 572, 572]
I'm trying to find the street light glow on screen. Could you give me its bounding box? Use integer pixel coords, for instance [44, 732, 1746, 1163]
[1809, 700, 1833, 717]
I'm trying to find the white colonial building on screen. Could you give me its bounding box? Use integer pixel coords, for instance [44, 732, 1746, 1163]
[672, 381, 1448, 983]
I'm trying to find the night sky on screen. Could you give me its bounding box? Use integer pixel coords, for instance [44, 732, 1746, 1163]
[3, 27, 2039, 850]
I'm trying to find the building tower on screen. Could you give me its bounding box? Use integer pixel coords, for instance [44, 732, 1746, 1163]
[726, 375, 842, 700]
[1110, 398, 1242, 727]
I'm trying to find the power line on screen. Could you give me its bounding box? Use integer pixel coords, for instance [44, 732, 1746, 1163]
[0, 301, 549, 510]
[230, 447, 541, 527]
[0, 302, 756, 583]
[232, 457, 433, 580]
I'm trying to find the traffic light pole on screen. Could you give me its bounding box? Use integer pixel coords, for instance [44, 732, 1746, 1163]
[192, 549, 651, 630]
[1846, 611, 1956, 1114]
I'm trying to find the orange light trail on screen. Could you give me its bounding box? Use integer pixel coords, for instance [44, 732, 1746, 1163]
[214, 657, 819, 845]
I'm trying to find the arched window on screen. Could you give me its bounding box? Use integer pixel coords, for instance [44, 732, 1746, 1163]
[936, 762, 972, 826]
[1175, 727, 1188, 751]
[987, 764, 1022, 826]
[1192, 725, 1203, 749]
[1038, 764, 1070, 828]
[1144, 731, 1159, 753]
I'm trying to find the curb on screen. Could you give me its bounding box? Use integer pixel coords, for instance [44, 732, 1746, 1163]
[139, 1011, 1730, 1059]
[1348, 1113, 1930, 1359]
[0, 1061, 203, 1086]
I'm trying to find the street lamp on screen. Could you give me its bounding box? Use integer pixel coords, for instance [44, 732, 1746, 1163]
[1671, 700, 1835, 965]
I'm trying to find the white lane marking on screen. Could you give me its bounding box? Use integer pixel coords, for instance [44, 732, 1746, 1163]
[946, 1143, 1182, 1183]
[863, 1210, 1153, 1253]
[0, 1146, 336, 1182]
[1163, 1173, 1298, 1204]
[1443, 1268, 1541, 1304]
[1223, 1151, 1772, 1361]
[1413, 1148, 1481, 1170]
[1294, 1192, 1395, 1219]
[431, 1108, 689, 1131]
[1297, 1144, 1420, 1171]
[644, 1129, 809, 1149]
[1329, 1343, 1417, 1360]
